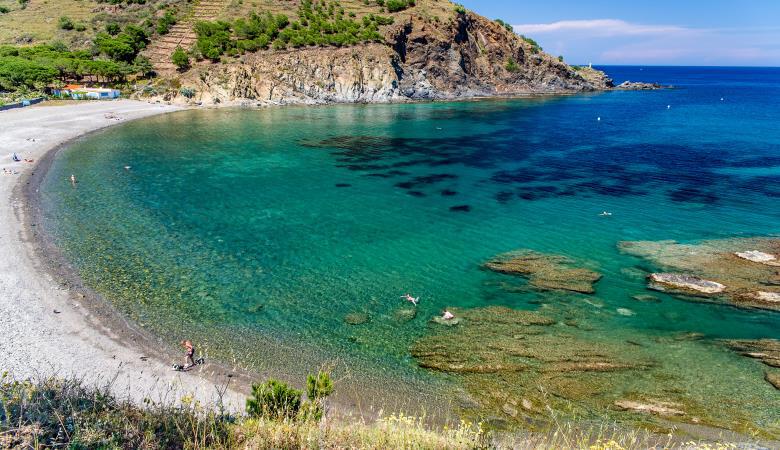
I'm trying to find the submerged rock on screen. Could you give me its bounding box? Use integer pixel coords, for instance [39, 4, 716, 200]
[632, 294, 661, 303]
[484, 250, 602, 294]
[432, 316, 461, 326]
[616, 308, 635, 317]
[734, 250, 779, 266]
[614, 399, 684, 416]
[722, 339, 780, 368]
[765, 371, 780, 390]
[615, 81, 664, 90]
[620, 238, 780, 311]
[648, 273, 726, 295]
[344, 312, 370, 325]
[394, 307, 417, 323]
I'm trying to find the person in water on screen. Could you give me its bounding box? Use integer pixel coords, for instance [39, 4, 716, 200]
[442, 310, 455, 320]
[401, 293, 419, 306]
[181, 340, 195, 369]
[70, 174, 77, 187]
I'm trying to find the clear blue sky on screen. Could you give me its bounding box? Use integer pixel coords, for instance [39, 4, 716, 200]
[459, 0, 780, 66]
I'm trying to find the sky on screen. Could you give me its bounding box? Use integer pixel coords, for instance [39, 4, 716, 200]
[458, 0, 780, 66]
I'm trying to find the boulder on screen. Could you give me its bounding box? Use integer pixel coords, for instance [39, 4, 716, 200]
[616, 308, 635, 316]
[614, 399, 684, 416]
[648, 273, 725, 294]
[394, 307, 417, 323]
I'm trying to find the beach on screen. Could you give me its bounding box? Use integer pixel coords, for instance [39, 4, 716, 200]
[0, 100, 244, 409]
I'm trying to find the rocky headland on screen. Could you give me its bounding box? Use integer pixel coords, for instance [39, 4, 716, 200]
[156, 9, 616, 106]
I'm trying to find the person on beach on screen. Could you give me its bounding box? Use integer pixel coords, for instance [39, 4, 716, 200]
[181, 339, 195, 369]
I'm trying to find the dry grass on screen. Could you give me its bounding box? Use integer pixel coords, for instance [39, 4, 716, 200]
[0, 0, 98, 45]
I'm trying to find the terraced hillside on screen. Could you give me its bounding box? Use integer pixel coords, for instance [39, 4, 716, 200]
[144, 0, 230, 74]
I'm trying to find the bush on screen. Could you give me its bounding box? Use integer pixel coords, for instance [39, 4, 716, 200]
[58, 16, 75, 30]
[74, 23, 87, 32]
[246, 379, 302, 420]
[520, 34, 542, 53]
[0, 6, 10, 14]
[105, 22, 121, 35]
[454, 4, 466, 15]
[505, 57, 519, 72]
[157, 9, 177, 35]
[179, 86, 195, 98]
[495, 18, 513, 33]
[171, 45, 189, 70]
[385, 0, 414, 12]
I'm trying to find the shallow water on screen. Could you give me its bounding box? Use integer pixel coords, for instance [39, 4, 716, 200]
[41, 67, 780, 432]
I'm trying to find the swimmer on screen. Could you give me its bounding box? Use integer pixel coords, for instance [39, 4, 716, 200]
[599, 211, 612, 216]
[401, 293, 419, 306]
[70, 174, 77, 187]
[442, 310, 454, 320]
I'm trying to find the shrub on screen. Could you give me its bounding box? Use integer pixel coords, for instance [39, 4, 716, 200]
[0, 6, 10, 14]
[520, 34, 542, 53]
[454, 4, 466, 15]
[157, 9, 177, 35]
[246, 379, 302, 420]
[506, 57, 519, 72]
[58, 16, 75, 30]
[179, 86, 196, 98]
[105, 22, 121, 35]
[385, 0, 414, 12]
[74, 23, 87, 32]
[558, 55, 564, 62]
[495, 18, 514, 32]
[171, 45, 189, 70]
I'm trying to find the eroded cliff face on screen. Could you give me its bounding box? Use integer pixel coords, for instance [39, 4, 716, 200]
[175, 12, 612, 106]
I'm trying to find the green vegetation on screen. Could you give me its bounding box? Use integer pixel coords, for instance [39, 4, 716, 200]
[171, 45, 190, 70]
[520, 34, 542, 53]
[454, 4, 467, 15]
[385, 0, 415, 12]
[0, 22, 152, 95]
[179, 86, 196, 98]
[194, 0, 391, 60]
[505, 57, 519, 72]
[0, 6, 10, 14]
[58, 16, 75, 31]
[156, 9, 177, 35]
[558, 55, 564, 62]
[494, 18, 513, 32]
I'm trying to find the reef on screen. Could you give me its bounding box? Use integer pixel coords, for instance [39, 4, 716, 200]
[483, 250, 602, 294]
[619, 238, 780, 311]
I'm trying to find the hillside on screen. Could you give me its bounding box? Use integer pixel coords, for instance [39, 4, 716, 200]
[0, 0, 612, 105]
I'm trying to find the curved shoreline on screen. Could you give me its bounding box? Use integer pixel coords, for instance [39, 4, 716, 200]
[0, 100, 246, 409]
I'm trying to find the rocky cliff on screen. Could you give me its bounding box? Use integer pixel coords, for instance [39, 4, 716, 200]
[168, 11, 613, 106]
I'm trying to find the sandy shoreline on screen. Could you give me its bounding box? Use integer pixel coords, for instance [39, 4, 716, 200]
[0, 100, 245, 409]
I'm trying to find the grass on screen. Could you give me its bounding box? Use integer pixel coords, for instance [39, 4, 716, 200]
[0, 0, 96, 45]
[0, 373, 756, 449]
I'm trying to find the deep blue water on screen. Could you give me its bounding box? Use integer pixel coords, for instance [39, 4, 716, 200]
[40, 66, 780, 431]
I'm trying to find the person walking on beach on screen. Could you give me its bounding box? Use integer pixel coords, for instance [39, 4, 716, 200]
[181, 339, 195, 369]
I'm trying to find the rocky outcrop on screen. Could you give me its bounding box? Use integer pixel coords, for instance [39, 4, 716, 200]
[484, 250, 602, 294]
[648, 273, 726, 295]
[722, 339, 780, 368]
[174, 11, 613, 106]
[615, 81, 663, 90]
[619, 238, 780, 312]
[765, 371, 780, 390]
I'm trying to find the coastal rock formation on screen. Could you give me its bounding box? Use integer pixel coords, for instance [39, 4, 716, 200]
[619, 238, 780, 311]
[484, 250, 602, 294]
[615, 81, 663, 90]
[648, 273, 726, 295]
[176, 11, 613, 106]
[735, 250, 780, 266]
[410, 306, 656, 424]
[722, 339, 780, 368]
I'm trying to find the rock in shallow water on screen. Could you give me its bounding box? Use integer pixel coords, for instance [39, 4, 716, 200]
[648, 273, 726, 295]
[734, 250, 779, 266]
[344, 312, 370, 325]
[614, 399, 684, 416]
[484, 250, 601, 294]
[721, 339, 780, 368]
[765, 371, 780, 390]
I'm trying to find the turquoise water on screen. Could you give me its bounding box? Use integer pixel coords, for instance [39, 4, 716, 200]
[41, 67, 780, 431]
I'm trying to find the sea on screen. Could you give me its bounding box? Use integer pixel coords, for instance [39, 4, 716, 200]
[39, 66, 780, 434]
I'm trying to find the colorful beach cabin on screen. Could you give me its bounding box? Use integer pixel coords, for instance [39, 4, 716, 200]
[53, 85, 121, 100]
